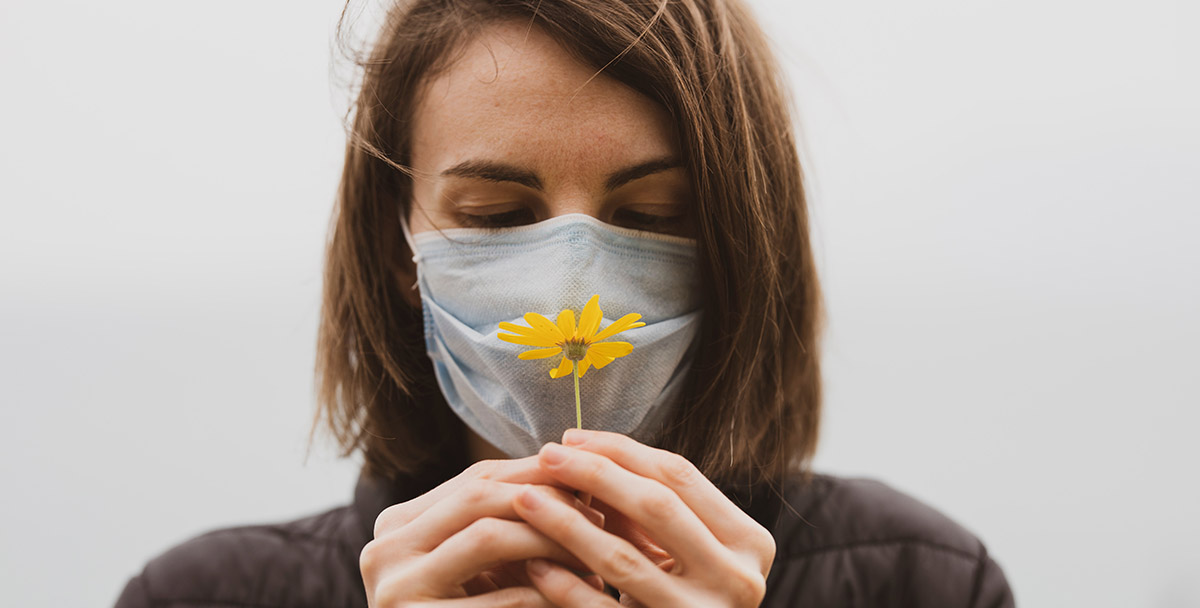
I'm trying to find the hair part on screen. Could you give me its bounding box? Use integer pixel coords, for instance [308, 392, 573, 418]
[311, 0, 824, 487]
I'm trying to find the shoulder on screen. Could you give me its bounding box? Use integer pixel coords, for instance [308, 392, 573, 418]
[757, 473, 1014, 608]
[114, 505, 368, 608]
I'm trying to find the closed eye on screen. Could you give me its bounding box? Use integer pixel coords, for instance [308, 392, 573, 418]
[612, 208, 689, 235]
[456, 207, 537, 229]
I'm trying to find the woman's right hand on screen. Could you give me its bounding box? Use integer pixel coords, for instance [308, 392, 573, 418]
[360, 457, 605, 606]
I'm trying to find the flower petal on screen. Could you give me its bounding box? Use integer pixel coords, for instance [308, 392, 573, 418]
[498, 332, 559, 347]
[498, 321, 539, 337]
[517, 347, 563, 360]
[524, 313, 565, 343]
[587, 341, 633, 359]
[577, 295, 603, 341]
[556, 308, 577, 340]
[590, 313, 646, 342]
[548, 356, 574, 379]
[576, 358, 592, 378]
[587, 352, 617, 369]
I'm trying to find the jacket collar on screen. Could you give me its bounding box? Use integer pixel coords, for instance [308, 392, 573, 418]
[351, 460, 468, 547]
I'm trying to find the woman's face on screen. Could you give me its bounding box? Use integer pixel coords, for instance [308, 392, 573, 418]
[406, 20, 693, 238]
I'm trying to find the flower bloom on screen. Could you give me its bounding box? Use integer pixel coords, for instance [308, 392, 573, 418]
[497, 294, 645, 378]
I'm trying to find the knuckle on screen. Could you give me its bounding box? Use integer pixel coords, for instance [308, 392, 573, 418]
[726, 565, 767, 605]
[757, 529, 778, 564]
[462, 516, 505, 548]
[358, 540, 382, 576]
[466, 459, 498, 479]
[373, 504, 408, 538]
[599, 544, 644, 582]
[636, 487, 678, 523]
[660, 452, 699, 488]
[737, 526, 777, 573]
[459, 478, 495, 504]
[579, 457, 607, 486]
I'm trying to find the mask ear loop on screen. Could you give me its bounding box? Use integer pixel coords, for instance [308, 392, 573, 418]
[398, 208, 421, 291]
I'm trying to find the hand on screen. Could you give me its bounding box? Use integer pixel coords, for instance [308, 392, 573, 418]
[361, 456, 607, 606]
[513, 430, 776, 607]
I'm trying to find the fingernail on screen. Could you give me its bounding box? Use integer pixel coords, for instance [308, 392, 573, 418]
[540, 442, 568, 465]
[573, 497, 603, 526]
[519, 487, 545, 509]
[584, 506, 606, 528]
[527, 558, 551, 576]
[562, 428, 587, 445]
[583, 573, 605, 591]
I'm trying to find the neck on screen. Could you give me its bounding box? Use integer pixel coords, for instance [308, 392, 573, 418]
[465, 426, 510, 463]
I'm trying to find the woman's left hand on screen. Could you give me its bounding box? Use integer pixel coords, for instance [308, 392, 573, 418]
[512, 429, 776, 607]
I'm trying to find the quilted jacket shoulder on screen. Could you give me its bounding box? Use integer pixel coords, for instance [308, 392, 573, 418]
[758, 475, 1013, 607]
[113, 472, 1013, 608]
[114, 505, 369, 608]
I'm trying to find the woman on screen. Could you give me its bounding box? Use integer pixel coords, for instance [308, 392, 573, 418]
[116, 0, 1014, 606]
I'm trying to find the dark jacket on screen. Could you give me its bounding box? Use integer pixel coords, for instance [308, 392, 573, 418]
[113, 467, 1014, 607]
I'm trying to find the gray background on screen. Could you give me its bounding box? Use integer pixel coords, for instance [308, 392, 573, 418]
[1, 0, 1196, 605]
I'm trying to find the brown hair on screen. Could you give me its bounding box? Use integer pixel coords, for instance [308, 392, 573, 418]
[311, 0, 824, 487]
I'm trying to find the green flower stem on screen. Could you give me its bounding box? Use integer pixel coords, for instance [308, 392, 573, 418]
[573, 361, 581, 429]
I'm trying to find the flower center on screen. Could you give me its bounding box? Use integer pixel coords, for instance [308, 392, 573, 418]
[561, 338, 589, 361]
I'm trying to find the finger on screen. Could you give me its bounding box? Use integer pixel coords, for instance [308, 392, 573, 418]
[479, 561, 533, 590]
[562, 429, 775, 569]
[414, 517, 586, 593]
[590, 501, 672, 564]
[396, 479, 600, 552]
[410, 586, 556, 607]
[527, 559, 619, 607]
[374, 457, 576, 538]
[582, 573, 605, 591]
[537, 443, 730, 572]
[514, 486, 677, 606]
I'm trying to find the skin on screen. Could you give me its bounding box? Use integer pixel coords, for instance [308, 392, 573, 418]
[363, 19, 775, 607]
[405, 20, 693, 239]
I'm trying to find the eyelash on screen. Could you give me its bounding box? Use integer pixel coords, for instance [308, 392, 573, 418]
[457, 209, 536, 229]
[613, 209, 686, 232]
[458, 208, 686, 234]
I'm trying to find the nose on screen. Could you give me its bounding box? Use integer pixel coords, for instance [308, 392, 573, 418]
[539, 189, 606, 223]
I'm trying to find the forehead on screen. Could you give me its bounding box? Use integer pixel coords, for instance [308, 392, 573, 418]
[410, 20, 677, 175]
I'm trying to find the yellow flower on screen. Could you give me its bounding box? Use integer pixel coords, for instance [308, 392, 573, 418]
[497, 294, 645, 379]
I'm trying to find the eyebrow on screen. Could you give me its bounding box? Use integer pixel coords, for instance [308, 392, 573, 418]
[439, 157, 683, 193]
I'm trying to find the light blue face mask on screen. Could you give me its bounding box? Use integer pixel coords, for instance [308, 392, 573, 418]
[401, 212, 703, 457]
